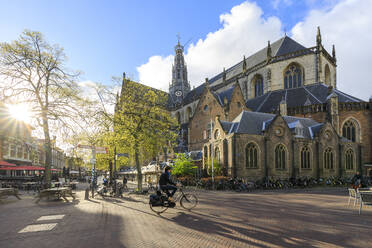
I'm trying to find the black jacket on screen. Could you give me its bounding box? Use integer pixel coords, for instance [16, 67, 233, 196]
[159, 172, 175, 186]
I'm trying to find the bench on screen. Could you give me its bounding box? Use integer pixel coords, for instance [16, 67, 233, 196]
[359, 192, 372, 214]
[0, 188, 21, 200]
[35, 187, 76, 203]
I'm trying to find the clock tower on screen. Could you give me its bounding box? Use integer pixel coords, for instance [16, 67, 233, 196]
[169, 37, 190, 106]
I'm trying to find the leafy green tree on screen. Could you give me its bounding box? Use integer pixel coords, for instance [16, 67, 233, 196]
[0, 30, 91, 186]
[113, 76, 178, 191]
[206, 159, 222, 176]
[172, 153, 196, 177]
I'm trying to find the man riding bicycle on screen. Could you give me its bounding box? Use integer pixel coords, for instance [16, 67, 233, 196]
[158, 166, 177, 202]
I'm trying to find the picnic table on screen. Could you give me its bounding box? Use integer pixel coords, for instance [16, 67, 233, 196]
[35, 187, 75, 203]
[0, 188, 21, 200]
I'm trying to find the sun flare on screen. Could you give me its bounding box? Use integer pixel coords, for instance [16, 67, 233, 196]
[6, 103, 32, 123]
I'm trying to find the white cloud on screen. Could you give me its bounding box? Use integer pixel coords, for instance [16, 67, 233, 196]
[137, 1, 282, 91]
[136, 55, 174, 91]
[291, 0, 372, 100]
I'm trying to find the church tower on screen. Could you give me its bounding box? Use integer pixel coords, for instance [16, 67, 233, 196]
[169, 37, 190, 105]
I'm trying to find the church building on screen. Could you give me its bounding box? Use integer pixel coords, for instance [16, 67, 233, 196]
[167, 27, 372, 179]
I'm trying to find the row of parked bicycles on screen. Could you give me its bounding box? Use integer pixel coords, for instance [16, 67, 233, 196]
[189, 176, 372, 192]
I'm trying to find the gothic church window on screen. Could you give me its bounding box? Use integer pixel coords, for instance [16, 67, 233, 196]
[284, 63, 303, 89]
[324, 64, 331, 85]
[345, 149, 354, 170]
[275, 144, 286, 169]
[301, 146, 311, 169]
[342, 120, 357, 142]
[324, 147, 334, 169]
[252, 75, 264, 97]
[215, 147, 221, 162]
[246, 143, 258, 168]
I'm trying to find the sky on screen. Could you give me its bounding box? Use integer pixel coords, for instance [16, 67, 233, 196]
[0, 0, 371, 100]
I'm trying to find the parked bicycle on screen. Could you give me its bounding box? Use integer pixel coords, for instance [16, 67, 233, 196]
[149, 184, 198, 214]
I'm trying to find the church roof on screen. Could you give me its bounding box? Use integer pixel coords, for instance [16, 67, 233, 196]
[181, 36, 310, 106]
[213, 86, 235, 107]
[245, 83, 363, 112]
[220, 110, 321, 139]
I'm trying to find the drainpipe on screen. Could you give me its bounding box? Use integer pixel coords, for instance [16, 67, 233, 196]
[264, 137, 268, 179]
[338, 144, 342, 178]
[232, 135, 237, 178]
[291, 139, 295, 179]
[316, 142, 320, 180]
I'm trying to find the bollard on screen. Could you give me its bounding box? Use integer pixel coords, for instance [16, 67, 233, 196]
[85, 188, 89, 200]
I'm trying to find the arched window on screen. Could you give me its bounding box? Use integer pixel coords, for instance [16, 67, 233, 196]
[275, 144, 286, 169]
[301, 146, 311, 169]
[252, 75, 264, 97]
[175, 112, 181, 124]
[324, 64, 331, 85]
[324, 148, 334, 169]
[204, 146, 208, 159]
[246, 143, 258, 168]
[284, 64, 303, 89]
[345, 149, 354, 170]
[214, 129, 220, 140]
[186, 106, 192, 122]
[215, 147, 220, 162]
[342, 120, 357, 142]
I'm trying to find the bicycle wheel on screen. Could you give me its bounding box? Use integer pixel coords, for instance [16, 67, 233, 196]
[180, 194, 198, 210]
[149, 203, 168, 214]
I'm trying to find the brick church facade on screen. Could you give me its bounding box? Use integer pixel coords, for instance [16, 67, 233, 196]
[167, 27, 372, 179]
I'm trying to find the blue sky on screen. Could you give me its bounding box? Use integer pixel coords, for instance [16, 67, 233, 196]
[0, 0, 371, 100]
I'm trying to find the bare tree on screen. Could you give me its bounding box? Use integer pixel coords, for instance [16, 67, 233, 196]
[0, 30, 89, 186]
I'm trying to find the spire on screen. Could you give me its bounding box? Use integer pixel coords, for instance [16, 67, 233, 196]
[222, 68, 226, 82]
[316, 26, 322, 47]
[242, 55, 247, 72]
[332, 44, 336, 61]
[267, 40, 272, 63]
[205, 78, 209, 88]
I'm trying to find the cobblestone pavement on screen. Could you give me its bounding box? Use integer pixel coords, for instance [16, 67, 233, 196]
[0, 186, 371, 248]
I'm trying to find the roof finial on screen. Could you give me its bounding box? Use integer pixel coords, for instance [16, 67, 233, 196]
[223, 68, 226, 82]
[266, 41, 272, 63]
[316, 26, 322, 46]
[242, 55, 247, 72]
[332, 44, 336, 61]
[284, 27, 287, 37]
[205, 78, 209, 88]
[177, 33, 181, 45]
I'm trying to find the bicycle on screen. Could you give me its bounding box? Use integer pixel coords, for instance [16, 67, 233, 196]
[149, 184, 198, 214]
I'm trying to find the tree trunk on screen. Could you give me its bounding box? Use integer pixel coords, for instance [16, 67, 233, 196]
[134, 141, 142, 191]
[42, 111, 52, 188]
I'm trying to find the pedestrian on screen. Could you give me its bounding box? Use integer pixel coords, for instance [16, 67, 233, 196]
[352, 171, 362, 190]
[123, 176, 128, 189]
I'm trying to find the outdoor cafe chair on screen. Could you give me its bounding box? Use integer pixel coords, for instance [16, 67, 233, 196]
[348, 188, 359, 207]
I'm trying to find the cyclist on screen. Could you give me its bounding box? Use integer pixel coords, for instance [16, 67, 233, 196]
[158, 166, 177, 202]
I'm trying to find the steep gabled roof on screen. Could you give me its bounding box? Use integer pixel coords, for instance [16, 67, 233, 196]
[246, 83, 364, 112]
[220, 110, 321, 139]
[181, 36, 311, 106]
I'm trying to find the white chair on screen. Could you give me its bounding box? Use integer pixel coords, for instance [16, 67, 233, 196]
[348, 188, 359, 207]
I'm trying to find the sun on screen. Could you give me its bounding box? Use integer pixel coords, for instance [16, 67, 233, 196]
[6, 103, 32, 123]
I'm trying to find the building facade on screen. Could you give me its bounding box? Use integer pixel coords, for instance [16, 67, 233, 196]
[168, 27, 371, 178]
